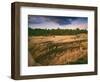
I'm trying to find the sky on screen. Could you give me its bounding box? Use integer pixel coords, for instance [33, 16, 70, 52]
[28, 15, 88, 30]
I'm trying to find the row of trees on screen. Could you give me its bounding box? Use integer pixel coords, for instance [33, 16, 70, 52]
[28, 27, 87, 36]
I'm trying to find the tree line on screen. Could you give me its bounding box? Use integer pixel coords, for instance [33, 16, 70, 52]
[28, 27, 87, 36]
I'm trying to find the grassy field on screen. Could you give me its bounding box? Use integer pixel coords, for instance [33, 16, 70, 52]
[28, 33, 88, 66]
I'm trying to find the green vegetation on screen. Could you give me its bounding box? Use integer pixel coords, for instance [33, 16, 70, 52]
[28, 27, 87, 36]
[69, 55, 88, 64]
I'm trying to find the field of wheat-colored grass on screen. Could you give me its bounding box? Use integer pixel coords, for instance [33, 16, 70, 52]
[28, 33, 88, 66]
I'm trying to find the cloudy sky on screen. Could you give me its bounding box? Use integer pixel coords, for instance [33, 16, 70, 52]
[28, 15, 88, 30]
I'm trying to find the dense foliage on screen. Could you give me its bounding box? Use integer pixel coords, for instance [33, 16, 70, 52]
[28, 27, 87, 36]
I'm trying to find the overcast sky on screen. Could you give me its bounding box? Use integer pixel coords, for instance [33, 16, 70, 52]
[28, 15, 88, 30]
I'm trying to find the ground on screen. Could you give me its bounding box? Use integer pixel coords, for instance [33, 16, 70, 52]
[28, 33, 88, 66]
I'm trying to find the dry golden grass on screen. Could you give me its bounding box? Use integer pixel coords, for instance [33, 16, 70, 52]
[28, 33, 88, 66]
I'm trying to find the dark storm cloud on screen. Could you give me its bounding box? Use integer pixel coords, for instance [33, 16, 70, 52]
[48, 16, 72, 25]
[28, 15, 87, 26]
[28, 16, 47, 24]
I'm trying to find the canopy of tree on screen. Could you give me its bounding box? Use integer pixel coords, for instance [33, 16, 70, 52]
[28, 27, 87, 36]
